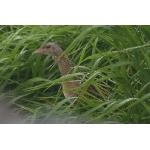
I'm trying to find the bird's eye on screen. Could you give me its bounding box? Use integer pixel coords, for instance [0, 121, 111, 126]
[46, 45, 51, 48]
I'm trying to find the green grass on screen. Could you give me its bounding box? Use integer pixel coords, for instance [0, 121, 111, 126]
[0, 25, 150, 123]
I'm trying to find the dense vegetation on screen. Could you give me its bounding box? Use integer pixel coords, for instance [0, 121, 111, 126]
[0, 25, 150, 123]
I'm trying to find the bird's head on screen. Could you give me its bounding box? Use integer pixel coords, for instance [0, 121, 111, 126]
[33, 42, 63, 60]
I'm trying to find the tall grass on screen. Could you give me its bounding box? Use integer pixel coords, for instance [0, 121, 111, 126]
[0, 25, 150, 123]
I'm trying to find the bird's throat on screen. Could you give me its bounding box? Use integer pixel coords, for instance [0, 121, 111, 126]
[56, 56, 75, 76]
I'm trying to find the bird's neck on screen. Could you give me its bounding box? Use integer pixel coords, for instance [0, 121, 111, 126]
[55, 55, 75, 76]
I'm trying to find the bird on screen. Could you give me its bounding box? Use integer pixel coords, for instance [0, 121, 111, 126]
[33, 42, 109, 100]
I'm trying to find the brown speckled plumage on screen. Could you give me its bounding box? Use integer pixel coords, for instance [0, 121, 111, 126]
[34, 42, 109, 99]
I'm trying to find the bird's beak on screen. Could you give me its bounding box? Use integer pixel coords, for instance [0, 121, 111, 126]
[33, 48, 45, 54]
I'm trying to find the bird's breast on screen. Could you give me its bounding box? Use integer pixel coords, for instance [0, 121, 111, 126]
[62, 80, 80, 98]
